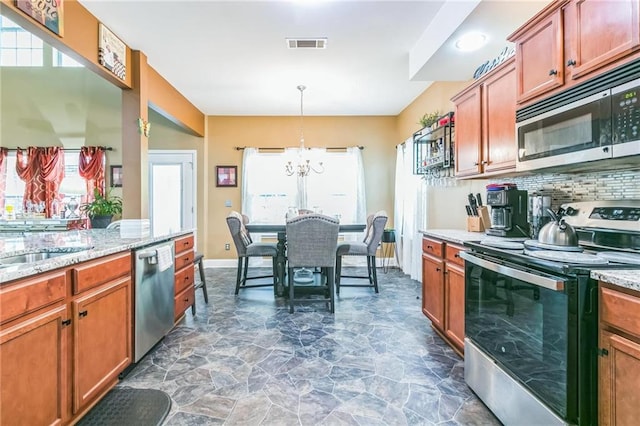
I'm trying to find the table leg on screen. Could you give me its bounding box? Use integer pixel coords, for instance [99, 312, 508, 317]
[275, 231, 287, 296]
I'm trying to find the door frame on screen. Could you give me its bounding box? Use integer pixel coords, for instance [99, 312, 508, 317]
[148, 150, 197, 243]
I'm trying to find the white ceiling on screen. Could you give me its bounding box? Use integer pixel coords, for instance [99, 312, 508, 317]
[78, 0, 550, 116]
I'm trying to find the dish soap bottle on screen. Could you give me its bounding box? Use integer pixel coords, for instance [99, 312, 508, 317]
[4, 204, 15, 220]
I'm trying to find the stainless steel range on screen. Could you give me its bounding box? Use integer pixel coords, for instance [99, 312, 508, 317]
[460, 200, 640, 426]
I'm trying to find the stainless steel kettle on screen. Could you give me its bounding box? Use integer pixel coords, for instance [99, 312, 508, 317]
[537, 208, 579, 247]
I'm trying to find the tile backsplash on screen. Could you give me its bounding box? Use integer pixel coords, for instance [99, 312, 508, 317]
[494, 168, 640, 207]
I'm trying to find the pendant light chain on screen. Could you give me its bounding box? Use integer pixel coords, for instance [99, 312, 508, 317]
[285, 84, 324, 177]
[298, 84, 305, 149]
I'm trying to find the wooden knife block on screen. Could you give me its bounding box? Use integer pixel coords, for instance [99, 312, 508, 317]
[466, 216, 484, 232]
[478, 206, 491, 229]
[467, 207, 490, 232]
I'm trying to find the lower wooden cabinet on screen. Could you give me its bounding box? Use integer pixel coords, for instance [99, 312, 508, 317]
[444, 263, 465, 351]
[72, 277, 131, 413]
[0, 251, 132, 426]
[599, 283, 640, 425]
[174, 233, 195, 322]
[421, 237, 466, 355]
[0, 304, 69, 426]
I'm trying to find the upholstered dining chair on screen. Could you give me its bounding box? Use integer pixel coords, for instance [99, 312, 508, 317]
[285, 214, 340, 313]
[335, 210, 388, 293]
[226, 211, 278, 295]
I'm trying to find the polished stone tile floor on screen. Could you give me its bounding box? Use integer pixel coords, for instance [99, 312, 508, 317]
[119, 267, 501, 425]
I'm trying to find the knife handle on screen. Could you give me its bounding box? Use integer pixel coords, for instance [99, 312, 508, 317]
[465, 205, 473, 216]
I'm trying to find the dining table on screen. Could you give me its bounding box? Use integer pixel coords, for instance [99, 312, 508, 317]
[245, 222, 366, 296]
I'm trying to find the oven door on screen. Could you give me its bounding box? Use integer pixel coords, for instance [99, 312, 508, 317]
[516, 89, 612, 171]
[461, 251, 595, 425]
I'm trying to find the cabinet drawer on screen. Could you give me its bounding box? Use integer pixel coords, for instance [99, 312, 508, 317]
[174, 266, 194, 295]
[72, 252, 131, 294]
[422, 238, 444, 258]
[1, 271, 67, 324]
[601, 287, 640, 339]
[175, 250, 194, 271]
[445, 245, 465, 267]
[174, 286, 195, 321]
[174, 235, 194, 255]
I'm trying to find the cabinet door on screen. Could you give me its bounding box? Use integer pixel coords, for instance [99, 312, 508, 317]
[73, 277, 131, 413]
[1, 305, 68, 426]
[453, 86, 482, 177]
[514, 8, 564, 103]
[444, 263, 465, 353]
[422, 254, 444, 331]
[569, 0, 640, 80]
[599, 330, 640, 426]
[482, 60, 517, 173]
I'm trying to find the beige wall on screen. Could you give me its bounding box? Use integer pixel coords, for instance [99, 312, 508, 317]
[206, 115, 397, 259]
[396, 81, 489, 230]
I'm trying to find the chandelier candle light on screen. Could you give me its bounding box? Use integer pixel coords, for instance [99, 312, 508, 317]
[285, 85, 324, 177]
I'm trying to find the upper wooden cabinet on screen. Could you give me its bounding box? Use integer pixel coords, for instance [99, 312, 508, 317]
[568, 0, 640, 80]
[509, 0, 640, 105]
[511, 6, 565, 103]
[452, 58, 517, 178]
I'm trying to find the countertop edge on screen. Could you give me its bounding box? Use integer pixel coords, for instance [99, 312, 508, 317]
[591, 270, 640, 292]
[0, 229, 194, 284]
[420, 229, 485, 245]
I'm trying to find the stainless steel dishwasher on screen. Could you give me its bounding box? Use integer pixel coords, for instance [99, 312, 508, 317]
[134, 240, 175, 362]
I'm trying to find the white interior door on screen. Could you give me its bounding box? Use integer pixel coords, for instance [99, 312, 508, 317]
[148, 150, 196, 237]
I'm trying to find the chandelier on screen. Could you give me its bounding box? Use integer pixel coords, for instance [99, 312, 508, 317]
[285, 85, 324, 177]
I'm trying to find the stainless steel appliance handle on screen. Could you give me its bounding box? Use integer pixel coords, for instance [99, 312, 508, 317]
[138, 250, 158, 260]
[138, 249, 159, 265]
[459, 251, 565, 291]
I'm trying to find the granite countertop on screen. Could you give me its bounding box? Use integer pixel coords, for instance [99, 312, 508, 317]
[420, 229, 485, 245]
[591, 270, 640, 292]
[0, 228, 194, 284]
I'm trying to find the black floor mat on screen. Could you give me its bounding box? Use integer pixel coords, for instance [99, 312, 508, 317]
[77, 387, 171, 426]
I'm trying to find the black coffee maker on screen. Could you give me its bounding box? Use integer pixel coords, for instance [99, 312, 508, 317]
[485, 189, 530, 237]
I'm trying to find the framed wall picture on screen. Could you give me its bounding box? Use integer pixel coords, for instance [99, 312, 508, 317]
[15, 0, 64, 36]
[216, 166, 237, 187]
[98, 23, 127, 80]
[110, 165, 123, 188]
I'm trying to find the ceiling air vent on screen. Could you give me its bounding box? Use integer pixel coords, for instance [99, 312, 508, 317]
[286, 38, 328, 49]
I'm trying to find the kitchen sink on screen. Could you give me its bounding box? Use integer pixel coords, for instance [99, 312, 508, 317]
[0, 247, 91, 266]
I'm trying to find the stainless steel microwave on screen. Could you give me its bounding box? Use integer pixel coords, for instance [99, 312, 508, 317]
[516, 78, 640, 171]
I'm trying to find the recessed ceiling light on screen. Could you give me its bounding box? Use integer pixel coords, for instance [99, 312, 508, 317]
[455, 32, 487, 52]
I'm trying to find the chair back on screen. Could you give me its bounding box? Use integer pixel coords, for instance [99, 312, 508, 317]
[362, 213, 375, 243]
[364, 211, 388, 255]
[226, 211, 252, 256]
[286, 214, 339, 268]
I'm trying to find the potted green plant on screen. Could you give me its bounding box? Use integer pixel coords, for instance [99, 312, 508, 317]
[80, 188, 123, 229]
[418, 111, 441, 129]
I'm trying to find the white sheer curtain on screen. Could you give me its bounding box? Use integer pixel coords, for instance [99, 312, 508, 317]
[394, 140, 427, 281]
[242, 146, 366, 224]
